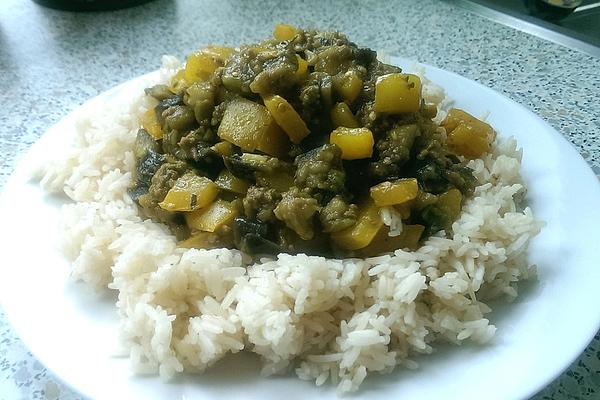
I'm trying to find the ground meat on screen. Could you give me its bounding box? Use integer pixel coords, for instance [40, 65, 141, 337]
[294, 144, 345, 202]
[273, 188, 320, 240]
[370, 124, 420, 181]
[147, 158, 189, 201]
[221, 45, 298, 96]
[243, 185, 282, 223]
[319, 195, 358, 233]
[137, 158, 189, 224]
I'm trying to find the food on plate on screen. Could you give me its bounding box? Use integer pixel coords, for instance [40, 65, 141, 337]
[129, 25, 495, 258]
[39, 25, 542, 393]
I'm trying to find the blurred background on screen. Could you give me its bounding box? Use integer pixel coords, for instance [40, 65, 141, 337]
[464, 0, 599, 48]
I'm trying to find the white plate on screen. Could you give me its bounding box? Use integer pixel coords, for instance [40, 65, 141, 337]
[1, 57, 599, 400]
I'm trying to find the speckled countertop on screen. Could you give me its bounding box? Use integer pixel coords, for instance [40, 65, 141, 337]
[0, 0, 598, 399]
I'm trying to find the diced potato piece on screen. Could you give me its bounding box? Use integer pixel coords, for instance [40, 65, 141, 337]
[329, 127, 374, 160]
[211, 141, 235, 156]
[295, 55, 308, 81]
[185, 200, 238, 232]
[370, 178, 418, 207]
[330, 102, 359, 128]
[274, 23, 298, 41]
[331, 200, 383, 250]
[140, 108, 163, 140]
[218, 98, 290, 157]
[334, 71, 363, 104]
[359, 224, 425, 255]
[159, 173, 218, 212]
[442, 108, 495, 159]
[178, 231, 228, 249]
[185, 46, 233, 84]
[215, 170, 250, 195]
[374, 73, 422, 114]
[263, 95, 310, 144]
[435, 188, 462, 222]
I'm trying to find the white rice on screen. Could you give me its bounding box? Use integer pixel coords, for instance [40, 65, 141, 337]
[39, 57, 542, 394]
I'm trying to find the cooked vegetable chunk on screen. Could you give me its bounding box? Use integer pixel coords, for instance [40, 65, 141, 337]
[159, 172, 218, 212]
[294, 55, 309, 81]
[178, 231, 230, 249]
[274, 23, 298, 41]
[140, 108, 163, 140]
[263, 95, 310, 144]
[214, 170, 250, 194]
[359, 224, 425, 255]
[442, 108, 495, 159]
[185, 46, 233, 84]
[331, 200, 383, 250]
[419, 188, 463, 234]
[330, 127, 374, 160]
[185, 199, 238, 232]
[330, 102, 359, 128]
[374, 73, 422, 114]
[333, 71, 363, 104]
[218, 98, 290, 157]
[370, 178, 418, 206]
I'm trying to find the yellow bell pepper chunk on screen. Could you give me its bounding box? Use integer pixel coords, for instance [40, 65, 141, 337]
[210, 141, 235, 157]
[435, 188, 463, 223]
[374, 73, 422, 114]
[442, 109, 495, 159]
[330, 102, 359, 128]
[370, 178, 419, 207]
[159, 173, 218, 212]
[185, 200, 238, 233]
[263, 95, 310, 144]
[215, 170, 250, 195]
[218, 98, 290, 157]
[331, 200, 383, 250]
[359, 224, 425, 255]
[178, 232, 228, 249]
[273, 24, 298, 41]
[294, 55, 309, 82]
[169, 69, 187, 94]
[140, 108, 163, 140]
[329, 127, 374, 160]
[334, 71, 363, 104]
[185, 46, 233, 84]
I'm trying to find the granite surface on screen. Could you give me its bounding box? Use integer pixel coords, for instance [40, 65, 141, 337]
[0, 0, 598, 399]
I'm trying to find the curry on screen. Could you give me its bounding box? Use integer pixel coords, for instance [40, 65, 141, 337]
[129, 25, 495, 257]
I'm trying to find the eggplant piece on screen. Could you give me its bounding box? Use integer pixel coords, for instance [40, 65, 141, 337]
[232, 217, 282, 255]
[232, 217, 269, 243]
[224, 153, 287, 181]
[145, 84, 174, 101]
[239, 233, 283, 256]
[444, 164, 477, 197]
[137, 150, 166, 187]
[191, 141, 224, 179]
[155, 95, 183, 126]
[128, 184, 148, 203]
[133, 129, 161, 160]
